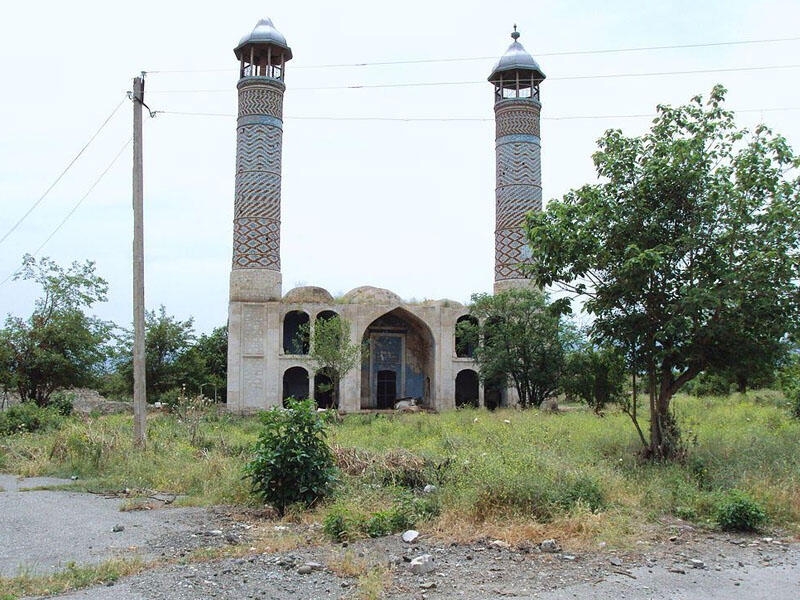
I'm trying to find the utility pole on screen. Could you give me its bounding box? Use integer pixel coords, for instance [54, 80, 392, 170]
[132, 74, 147, 446]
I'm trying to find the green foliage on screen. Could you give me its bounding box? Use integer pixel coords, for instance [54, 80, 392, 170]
[303, 315, 363, 409]
[0, 255, 112, 406]
[322, 491, 439, 541]
[688, 372, 731, 397]
[49, 390, 75, 416]
[463, 289, 570, 408]
[562, 345, 626, 413]
[112, 306, 196, 402]
[714, 490, 767, 532]
[778, 354, 800, 418]
[526, 86, 800, 459]
[0, 402, 65, 435]
[244, 398, 338, 514]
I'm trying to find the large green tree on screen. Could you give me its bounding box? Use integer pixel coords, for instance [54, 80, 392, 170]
[0, 254, 112, 406]
[462, 288, 569, 409]
[526, 86, 800, 459]
[115, 306, 196, 401]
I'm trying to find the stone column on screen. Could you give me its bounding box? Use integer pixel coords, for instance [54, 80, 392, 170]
[493, 98, 542, 294]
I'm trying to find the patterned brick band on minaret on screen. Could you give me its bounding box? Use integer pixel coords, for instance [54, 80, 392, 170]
[232, 77, 285, 271]
[494, 99, 542, 286]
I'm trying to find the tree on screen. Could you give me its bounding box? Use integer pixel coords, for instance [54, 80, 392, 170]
[115, 306, 196, 401]
[562, 345, 626, 414]
[0, 254, 112, 406]
[303, 315, 362, 410]
[461, 288, 569, 409]
[178, 325, 228, 401]
[525, 86, 800, 459]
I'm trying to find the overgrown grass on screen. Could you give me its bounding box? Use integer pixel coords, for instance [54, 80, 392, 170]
[1, 393, 798, 547]
[0, 408, 260, 505]
[0, 558, 146, 599]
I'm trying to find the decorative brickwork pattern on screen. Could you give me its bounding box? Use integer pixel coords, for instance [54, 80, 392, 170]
[494, 228, 531, 280]
[495, 103, 541, 138]
[495, 185, 542, 229]
[236, 125, 282, 172]
[232, 80, 285, 271]
[494, 99, 542, 286]
[237, 83, 284, 119]
[233, 218, 281, 269]
[496, 142, 541, 187]
[234, 171, 282, 218]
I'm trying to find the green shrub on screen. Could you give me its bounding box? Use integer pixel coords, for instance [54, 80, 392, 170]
[714, 490, 767, 532]
[556, 475, 605, 511]
[244, 398, 337, 515]
[322, 490, 439, 541]
[49, 391, 75, 416]
[0, 402, 64, 435]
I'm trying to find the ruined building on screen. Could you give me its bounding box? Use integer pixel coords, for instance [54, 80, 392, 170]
[226, 18, 545, 413]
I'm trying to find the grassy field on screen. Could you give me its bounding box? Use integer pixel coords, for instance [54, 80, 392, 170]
[1, 391, 798, 547]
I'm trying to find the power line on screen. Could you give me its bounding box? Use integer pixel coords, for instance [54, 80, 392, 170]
[145, 63, 800, 94]
[0, 97, 127, 248]
[145, 35, 800, 73]
[0, 138, 132, 288]
[154, 106, 800, 123]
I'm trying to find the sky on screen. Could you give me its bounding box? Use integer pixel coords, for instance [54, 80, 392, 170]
[0, 0, 799, 335]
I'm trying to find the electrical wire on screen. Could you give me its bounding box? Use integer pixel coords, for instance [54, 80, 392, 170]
[0, 138, 132, 288]
[0, 97, 127, 247]
[145, 63, 800, 94]
[153, 106, 800, 123]
[145, 35, 800, 73]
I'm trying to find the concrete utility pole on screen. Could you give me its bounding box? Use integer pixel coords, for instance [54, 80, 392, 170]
[132, 74, 147, 446]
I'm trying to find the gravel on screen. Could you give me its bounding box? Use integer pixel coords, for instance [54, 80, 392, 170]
[2, 475, 798, 599]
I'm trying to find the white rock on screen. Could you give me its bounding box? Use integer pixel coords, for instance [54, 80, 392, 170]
[402, 530, 420, 543]
[423, 484, 437, 494]
[540, 539, 561, 553]
[409, 554, 435, 574]
[489, 540, 511, 549]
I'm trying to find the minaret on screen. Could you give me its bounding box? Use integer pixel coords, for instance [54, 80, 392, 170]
[227, 18, 292, 413]
[488, 26, 545, 293]
[230, 18, 292, 302]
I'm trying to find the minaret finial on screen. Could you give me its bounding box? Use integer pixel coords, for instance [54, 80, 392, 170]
[511, 24, 519, 41]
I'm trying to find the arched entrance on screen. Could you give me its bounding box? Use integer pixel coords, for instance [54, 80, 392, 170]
[455, 369, 479, 408]
[360, 308, 435, 410]
[314, 369, 334, 409]
[282, 366, 309, 403]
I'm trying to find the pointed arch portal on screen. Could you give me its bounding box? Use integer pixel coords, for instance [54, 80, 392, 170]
[360, 308, 435, 410]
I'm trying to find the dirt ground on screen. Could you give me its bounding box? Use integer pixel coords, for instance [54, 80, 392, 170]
[2, 475, 798, 599]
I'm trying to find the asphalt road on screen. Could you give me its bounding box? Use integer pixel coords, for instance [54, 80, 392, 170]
[0, 475, 206, 578]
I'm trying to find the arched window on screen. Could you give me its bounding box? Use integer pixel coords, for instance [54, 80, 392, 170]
[455, 315, 478, 358]
[282, 366, 309, 403]
[283, 311, 309, 354]
[314, 369, 334, 410]
[455, 369, 479, 408]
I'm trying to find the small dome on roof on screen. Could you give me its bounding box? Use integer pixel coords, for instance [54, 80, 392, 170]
[488, 27, 545, 83]
[282, 286, 334, 304]
[235, 18, 293, 61]
[341, 286, 404, 305]
[421, 298, 464, 308]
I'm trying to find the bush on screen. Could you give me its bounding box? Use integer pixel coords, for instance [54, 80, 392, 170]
[244, 398, 337, 515]
[0, 402, 65, 435]
[714, 490, 767, 532]
[322, 491, 439, 541]
[50, 391, 75, 416]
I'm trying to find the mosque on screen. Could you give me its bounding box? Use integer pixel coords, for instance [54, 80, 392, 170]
[226, 18, 545, 413]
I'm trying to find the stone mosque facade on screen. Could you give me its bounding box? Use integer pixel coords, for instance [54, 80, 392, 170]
[226, 18, 545, 414]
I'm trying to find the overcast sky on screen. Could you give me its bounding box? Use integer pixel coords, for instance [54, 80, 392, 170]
[1, 0, 798, 335]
